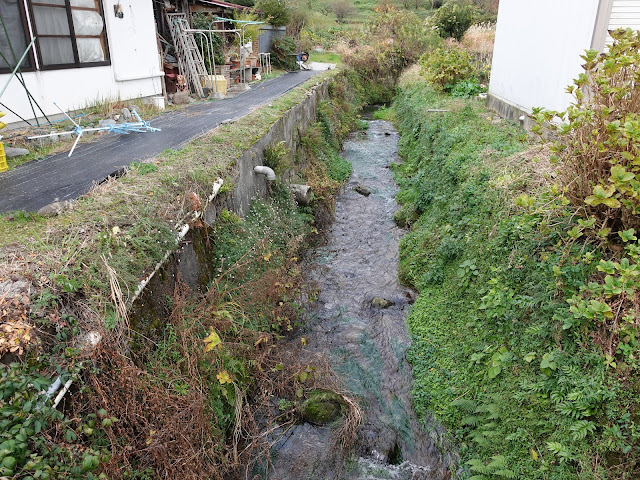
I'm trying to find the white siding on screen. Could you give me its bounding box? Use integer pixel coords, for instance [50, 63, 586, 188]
[0, 0, 163, 127]
[606, 0, 640, 47]
[489, 0, 600, 115]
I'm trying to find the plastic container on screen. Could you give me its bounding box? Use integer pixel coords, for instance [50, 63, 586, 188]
[201, 75, 227, 96]
[0, 143, 7, 173]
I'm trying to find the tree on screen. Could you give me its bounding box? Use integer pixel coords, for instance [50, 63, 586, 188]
[256, 0, 291, 27]
[331, 1, 356, 23]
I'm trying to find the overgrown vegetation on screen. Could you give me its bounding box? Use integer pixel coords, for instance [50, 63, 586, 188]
[393, 29, 640, 479]
[0, 68, 372, 478]
[419, 46, 474, 91]
[343, 3, 439, 101]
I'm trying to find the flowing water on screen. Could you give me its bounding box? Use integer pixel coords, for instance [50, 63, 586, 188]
[269, 119, 454, 480]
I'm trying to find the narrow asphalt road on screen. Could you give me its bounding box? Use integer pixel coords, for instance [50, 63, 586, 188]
[0, 70, 319, 213]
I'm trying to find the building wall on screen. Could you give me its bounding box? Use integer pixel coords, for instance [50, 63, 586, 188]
[0, 0, 163, 127]
[488, 0, 600, 115]
[606, 0, 640, 45]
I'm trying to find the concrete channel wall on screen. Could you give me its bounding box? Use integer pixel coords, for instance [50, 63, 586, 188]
[130, 78, 331, 328]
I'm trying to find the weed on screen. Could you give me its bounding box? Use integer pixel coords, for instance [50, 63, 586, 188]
[264, 140, 293, 176]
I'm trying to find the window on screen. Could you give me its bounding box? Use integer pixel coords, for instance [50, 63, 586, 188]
[0, 0, 111, 71]
[29, 0, 109, 68]
[0, 0, 33, 71]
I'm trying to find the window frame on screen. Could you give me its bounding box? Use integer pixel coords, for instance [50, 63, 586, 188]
[0, 0, 37, 73]
[26, 0, 111, 71]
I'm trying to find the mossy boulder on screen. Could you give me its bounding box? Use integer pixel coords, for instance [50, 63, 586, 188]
[371, 297, 395, 309]
[299, 390, 345, 425]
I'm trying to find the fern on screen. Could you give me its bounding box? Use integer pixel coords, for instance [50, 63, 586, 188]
[483, 403, 501, 419]
[468, 456, 515, 478]
[546, 441, 575, 462]
[470, 430, 491, 447]
[486, 455, 508, 469]
[570, 420, 596, 440]
[494, 469, 517, 478]
[468, 458, 493, 474]
[556, 401, 585, 419]
[462, 415, 481, 426]
[452, 398, 477, 412]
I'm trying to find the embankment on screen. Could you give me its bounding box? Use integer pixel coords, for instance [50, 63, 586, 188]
[392, 80, 640, 478]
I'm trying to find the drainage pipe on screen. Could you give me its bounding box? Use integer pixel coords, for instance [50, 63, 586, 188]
[254, 165, 276, 181]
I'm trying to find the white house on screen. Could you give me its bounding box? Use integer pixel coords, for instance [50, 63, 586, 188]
[0, 0, 163, 127]
[488, 0, 640, 128]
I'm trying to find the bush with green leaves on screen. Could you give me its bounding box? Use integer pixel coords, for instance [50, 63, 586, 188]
[270, 36, 297, 69]
[533, 29, 640, 235]
[419, 46, 475, 91]
[192, 14, 225, 67]
[0, 324, 112, 479]
[450, 77, 486, 97]
[427, 0, 478, 40]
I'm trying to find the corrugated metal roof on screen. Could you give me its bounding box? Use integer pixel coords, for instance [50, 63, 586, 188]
[196, 0, 251, 10]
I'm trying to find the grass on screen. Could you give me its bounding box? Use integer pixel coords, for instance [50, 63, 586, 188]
[309, 52, 343, 66]
[392, 80, 640, 478]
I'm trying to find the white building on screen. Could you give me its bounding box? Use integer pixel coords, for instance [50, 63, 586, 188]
[488, 0, 640, 128]
[0, 0, 163, 127]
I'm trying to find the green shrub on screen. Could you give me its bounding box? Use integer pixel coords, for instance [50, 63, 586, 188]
[533, 29, 640, 236]
[419, 46, 475, 91]
[427, 0, 478, 40]
[264, 140, 292, 176]
[270, 36, 297, 69]
[450, 77, 486, 97]
[256, 0, 290, 27]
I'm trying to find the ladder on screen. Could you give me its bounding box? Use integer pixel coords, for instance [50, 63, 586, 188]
[166, 13, 207, 98]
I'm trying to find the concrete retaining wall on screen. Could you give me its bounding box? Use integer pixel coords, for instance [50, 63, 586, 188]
[130, 77, 331, 329]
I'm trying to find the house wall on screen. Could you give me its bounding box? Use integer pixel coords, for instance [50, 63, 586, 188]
[0, 0, 163, 127]
[488, 0, 600, 117]
[606, 0, 640, 45]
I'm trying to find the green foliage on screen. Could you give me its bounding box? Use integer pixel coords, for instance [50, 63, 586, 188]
[450, 77, 486, 97]
[256, 0, 291, 26]
[343, 4, 440, 91]
[264, 140, 292, 176]
[270, 36, 298, 69]
[192, 13, 225, 66]
[419, 46, 475, 91]
[532, 29, 640, 235]
[394, 80, 640, 477]
[1, 352, 111, 478]
[427, 0, 478, 40]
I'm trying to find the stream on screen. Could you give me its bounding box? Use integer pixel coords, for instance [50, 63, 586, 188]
[269, 118, 453, 479]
